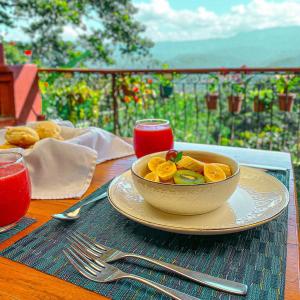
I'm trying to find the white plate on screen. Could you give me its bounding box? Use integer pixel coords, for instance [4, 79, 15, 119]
[108, 167, 289, 235]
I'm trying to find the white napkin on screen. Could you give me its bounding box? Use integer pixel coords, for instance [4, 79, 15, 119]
[0, 123, 134, 199]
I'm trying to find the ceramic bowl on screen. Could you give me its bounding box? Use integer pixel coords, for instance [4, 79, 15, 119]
[131, 150, 240, 215]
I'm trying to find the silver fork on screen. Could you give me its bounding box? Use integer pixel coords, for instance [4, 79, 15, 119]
[64, 244, 200, 300]
[68, 232, 247, 296]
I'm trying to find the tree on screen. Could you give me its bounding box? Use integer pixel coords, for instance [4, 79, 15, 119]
[0, 0, 153, 67]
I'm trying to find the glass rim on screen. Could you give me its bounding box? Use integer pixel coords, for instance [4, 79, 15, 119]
[135, 119, 170, 126]
[0, 152, 23, 170]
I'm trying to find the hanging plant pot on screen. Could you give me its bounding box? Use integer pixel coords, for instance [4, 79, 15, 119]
[278, 93, 296, 112]
[205, 94, 218, 110]
[160, 85, 173, 98]
[122, 85, 135, 97]
[37, 114, 46, 121]
[253, 97, 265, 112]
[227, 95, 243, 113]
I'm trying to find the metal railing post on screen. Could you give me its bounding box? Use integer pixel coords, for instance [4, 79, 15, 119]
[112, 74, 119, 134]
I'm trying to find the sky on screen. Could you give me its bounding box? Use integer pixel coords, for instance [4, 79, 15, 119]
[3, 0, 300, 43]
[132, 0, 300, 41]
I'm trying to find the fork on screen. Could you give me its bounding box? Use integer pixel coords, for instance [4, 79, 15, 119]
[64, 244, 200, 300]
[68, 232, 248, 295]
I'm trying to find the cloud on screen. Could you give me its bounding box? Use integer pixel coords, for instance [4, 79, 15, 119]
[134, 0, 300, 41]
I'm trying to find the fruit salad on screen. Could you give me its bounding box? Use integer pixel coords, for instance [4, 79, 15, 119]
[144, 150, 232, 184]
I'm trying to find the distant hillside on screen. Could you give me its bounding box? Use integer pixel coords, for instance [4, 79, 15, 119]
[114, 26, 300, 68]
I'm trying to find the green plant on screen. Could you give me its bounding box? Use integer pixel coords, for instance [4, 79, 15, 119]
[157, 74, 174, 87]
[207, 74, 219, 94]
[154, 64, 181, 88]
[276, 75, 300, 94]
[117, 75, 154, 104]
[248, 88, 273, 105]
[39, 72, 299, 161]
[2, 0, 153, 67]
[1, 41, 28, 65]
[229, 74, 253, 96]
[40, 75, 104, 126]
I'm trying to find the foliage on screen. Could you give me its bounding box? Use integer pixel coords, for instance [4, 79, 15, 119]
[155, 73, 174, 87]
[227, 74, 253, 95]
[207, 74, 219, 94]
[39, 73, 105, 126]
[37, 71, 300, 163]
[248, 88, 273, 105]
[153, 64, 180, 88]
[1, 0, 153, 66]
[0, 1, 13, 26]
[117, 76, 155, 104]
[1, 41, 28, 65]
[275, 75, 300, 94]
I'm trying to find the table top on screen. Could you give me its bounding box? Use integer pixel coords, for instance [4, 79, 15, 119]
[0, 142, 299, 300]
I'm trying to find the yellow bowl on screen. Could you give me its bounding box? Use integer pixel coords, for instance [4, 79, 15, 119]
[131, 150, 240, 215]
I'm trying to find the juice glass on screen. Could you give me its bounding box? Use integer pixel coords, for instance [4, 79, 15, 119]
[0, 152, 31, 233]
[133, 119, 174, 158]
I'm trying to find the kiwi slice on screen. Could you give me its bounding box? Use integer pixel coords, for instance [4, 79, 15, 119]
[174, 170, 205, 185]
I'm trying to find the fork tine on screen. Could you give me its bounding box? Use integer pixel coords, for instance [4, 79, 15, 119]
[69, 244, 105, 271]
[72, 232, 106, 254]
[63, 249, 97, 279]
[76, 231, 108, 251]
[68, 237, 100, 260]
[66, 247, 98, 275]
[68, 235, 101, 258]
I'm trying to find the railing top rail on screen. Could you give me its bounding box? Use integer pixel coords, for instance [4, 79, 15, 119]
[38, 67, 300, 74]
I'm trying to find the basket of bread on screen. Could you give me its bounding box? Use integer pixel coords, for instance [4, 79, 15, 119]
[0, 121, 63, 150]
[0, 120, 134, 199]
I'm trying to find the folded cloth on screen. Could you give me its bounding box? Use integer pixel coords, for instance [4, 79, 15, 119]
[60, 126, 134, 164]
[0, 123, 134, 199]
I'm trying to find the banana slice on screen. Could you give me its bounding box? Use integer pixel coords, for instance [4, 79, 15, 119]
[211, 163, 232, 177]
[156, 161, 177, 181]
[176, 156, 205, 173]
[144, 172, 160, 182]
[0, 143, 18, 149]
[148, 157, 166, 172]
[204, 164, 226, 182]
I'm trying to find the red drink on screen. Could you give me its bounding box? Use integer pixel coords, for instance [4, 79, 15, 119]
[134, 119, 174, 158]
[0, 153, 31, 230]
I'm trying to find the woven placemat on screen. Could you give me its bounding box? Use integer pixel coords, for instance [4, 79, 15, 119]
[0, 217, 36, 244]
[1, 170, 289, 300]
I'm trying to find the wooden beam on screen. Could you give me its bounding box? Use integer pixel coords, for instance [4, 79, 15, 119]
[0, 44, 5, 65]
[38, 67, 300, 75]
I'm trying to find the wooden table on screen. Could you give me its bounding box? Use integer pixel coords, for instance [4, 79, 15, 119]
[0, 142, 299, 300]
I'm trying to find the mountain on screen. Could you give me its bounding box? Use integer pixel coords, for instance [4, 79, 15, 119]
[114, 26, 300, 68]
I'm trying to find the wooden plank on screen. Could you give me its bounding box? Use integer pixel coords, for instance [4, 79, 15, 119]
[0, 72, 14, 117]
[9, 65, 42, 124]
[0, 143, 298, 299]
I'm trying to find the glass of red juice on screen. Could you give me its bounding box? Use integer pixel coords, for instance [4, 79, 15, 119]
[134, 119, 174, 158]
[0, 152, 31, 233]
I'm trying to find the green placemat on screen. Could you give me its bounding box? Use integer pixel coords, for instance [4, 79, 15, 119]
[0, 217, 36, 244]
[0, 170, 289, 300]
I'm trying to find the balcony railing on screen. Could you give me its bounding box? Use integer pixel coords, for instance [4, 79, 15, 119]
[37, 67, 300, 162]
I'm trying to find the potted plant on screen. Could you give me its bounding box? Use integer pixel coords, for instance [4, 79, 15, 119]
[227, 74, 252, 113]
[154, 64, 177, 99]
[228, 78, 244, 113]
[276, 75, 299, 112]
[250, 88, 273, 112]
[156, 73, 173, 98]
[205, 74, 219, 110]
[117, 76, 154, 104]
[253, 94, 265, 112]
[119, 76, 137, 97]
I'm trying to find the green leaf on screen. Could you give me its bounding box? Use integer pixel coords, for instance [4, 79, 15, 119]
[174, 151, 183, 163]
